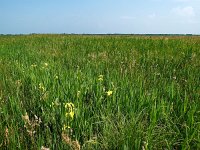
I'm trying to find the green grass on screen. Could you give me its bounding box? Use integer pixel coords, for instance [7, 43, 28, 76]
[0, 34, 200, 149]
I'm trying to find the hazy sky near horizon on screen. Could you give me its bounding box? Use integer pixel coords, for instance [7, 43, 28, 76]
[1, 0, 200, 34]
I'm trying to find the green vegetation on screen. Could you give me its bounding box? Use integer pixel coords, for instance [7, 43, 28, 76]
[0, 34, 200, 149]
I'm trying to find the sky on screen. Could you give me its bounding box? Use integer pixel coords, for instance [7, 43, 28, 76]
[0, 0, 200, 34]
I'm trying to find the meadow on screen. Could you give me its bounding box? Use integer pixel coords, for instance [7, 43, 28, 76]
[0, 34, 200, 149]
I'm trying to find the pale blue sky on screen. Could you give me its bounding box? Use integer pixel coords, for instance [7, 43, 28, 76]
[0, 0, 200, 34]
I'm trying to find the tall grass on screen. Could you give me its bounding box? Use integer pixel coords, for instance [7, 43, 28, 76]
[0, 34, 200, 149]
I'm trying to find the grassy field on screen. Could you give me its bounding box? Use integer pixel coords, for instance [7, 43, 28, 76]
[0, 34, 200, 149]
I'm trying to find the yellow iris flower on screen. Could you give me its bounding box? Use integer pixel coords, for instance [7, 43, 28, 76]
[65, 102, 75, 119]
[106, 90, 113, 96]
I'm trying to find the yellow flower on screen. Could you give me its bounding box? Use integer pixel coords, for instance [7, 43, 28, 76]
[65, 102, 75, 119]
[106, 90, 113, 96]
[65, 102, 74, 110]
[62, 124, 71, 131]
[66, 111, 74, 119]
